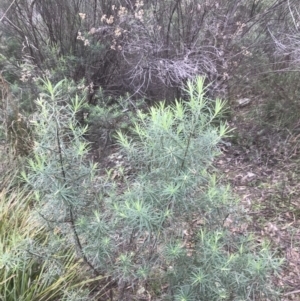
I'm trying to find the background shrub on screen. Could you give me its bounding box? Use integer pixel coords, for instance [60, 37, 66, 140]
[2, 0, 299, 103]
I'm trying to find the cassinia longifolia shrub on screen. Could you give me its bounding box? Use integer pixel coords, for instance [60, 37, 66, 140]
[24, 77, 283, 301]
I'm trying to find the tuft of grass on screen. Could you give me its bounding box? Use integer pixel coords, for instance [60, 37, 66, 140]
[0, 178, 102, 301]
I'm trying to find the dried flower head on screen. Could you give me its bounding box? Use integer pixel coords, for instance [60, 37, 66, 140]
[77, 31, 84, 40]
[106, 15, 114, 24]
[114, 26, 122, 37]
[135, 9, 144, 22]
[78, 13, 86, 20]
[118, 6, 128, 18]
[135, 0, 144, 9]
[89, 27, 96, 35]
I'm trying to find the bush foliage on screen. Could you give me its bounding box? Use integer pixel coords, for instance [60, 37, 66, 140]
[2, 0, 297, 299]
[20, 77, 282, 300]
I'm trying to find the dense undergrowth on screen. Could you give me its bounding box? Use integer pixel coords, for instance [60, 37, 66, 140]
[1, 77, 284, 300]
[1, 0, 300, 300]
